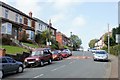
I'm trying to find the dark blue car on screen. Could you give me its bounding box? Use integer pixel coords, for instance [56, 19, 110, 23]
[0, 56, 24, 78]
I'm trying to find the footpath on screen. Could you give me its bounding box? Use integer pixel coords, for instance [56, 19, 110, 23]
[109, 54, 118, 79]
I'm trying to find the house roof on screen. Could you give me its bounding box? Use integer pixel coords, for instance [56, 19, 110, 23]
[34, 17, 57, 31]
[0, 1, 36, 21]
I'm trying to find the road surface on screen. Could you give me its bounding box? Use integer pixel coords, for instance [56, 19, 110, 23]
[4, 51, 111, 79]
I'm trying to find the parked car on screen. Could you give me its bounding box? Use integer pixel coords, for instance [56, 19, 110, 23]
[60, 51, 69, 58]
[24, 48, 53, 67]
[52, 50, 63, 61]
[0, 56, 24, 78]
[62, 49, 72, 56]
[93, 50, 109, 61]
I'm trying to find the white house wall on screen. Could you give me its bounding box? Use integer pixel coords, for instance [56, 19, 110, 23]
[35, 21, 48, 33]
[0, 6, 2, 17]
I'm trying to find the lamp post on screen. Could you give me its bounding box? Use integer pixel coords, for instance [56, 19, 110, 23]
[70, 32, 73, 51]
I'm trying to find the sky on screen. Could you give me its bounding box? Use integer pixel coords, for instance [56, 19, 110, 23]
[0, 0, 119, 50]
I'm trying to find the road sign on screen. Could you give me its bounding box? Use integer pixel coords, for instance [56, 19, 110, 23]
[116, 34, 120, 43]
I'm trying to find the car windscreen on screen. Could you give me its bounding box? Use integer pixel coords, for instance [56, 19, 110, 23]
[31, 51, 43, 56]
[52, 51, 58, 54]
[95, 51, 106, 54]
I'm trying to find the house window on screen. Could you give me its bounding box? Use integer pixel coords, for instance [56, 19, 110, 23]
[4, 9, 9, 19]
[1, 24, 6, 34]
[15, 14, 19, 22]
[40, 24, 42, 30]
[1, 23, 12, 35]
[28, 19, 31, 27]
[19, 15, 22, 23]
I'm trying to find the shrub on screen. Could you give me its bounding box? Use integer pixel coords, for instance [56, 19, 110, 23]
[110, 45, 120, 56]
[2, 34, 12, 45]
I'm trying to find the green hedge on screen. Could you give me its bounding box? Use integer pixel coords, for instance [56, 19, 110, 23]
[110, 45, 120, 56]
[101, 45, 120, 56]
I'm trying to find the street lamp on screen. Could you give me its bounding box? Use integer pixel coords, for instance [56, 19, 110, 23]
[70, 32, 73, 51]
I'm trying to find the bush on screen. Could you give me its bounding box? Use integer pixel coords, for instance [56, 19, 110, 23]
[2, 34, 12, 45]
[101, 46, 108, 52]
[110, 45, 120, 56]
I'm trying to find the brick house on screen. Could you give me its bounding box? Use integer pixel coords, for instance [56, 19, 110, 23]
[56, 32, 71, 47]
[0, 1, 36, 41]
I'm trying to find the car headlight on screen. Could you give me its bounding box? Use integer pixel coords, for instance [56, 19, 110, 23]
[24, 59, 27, 62]
[36, 58, 39, 61]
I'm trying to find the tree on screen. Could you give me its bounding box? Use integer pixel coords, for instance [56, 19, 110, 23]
[116, 26, 120, 34]
[112, 28, 116, 42]
[70, 34, 82, 50]
[35, 30, 53, 47]
[104, 33, 115, 46]
[89, 39, 98, 48]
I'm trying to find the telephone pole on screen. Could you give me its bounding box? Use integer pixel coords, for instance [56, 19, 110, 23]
[108, 24, 110, 54]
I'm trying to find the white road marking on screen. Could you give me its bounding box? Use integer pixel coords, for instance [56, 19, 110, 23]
[34, 74, 44, 78]
[51, 65, 66, 71]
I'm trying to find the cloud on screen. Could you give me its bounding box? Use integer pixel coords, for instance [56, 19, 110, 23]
[15, 0, 42, 17]
[50, 13, 65, 24]
[72, 16, 86, 27]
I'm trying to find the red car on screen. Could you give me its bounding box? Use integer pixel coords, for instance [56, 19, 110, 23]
[24, 48, 53, 67]
[60, 51, 69, 58]
[52, 50, 63, 61]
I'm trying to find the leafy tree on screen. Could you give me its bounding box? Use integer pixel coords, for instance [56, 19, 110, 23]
[116, 26, 120, 34]
[35, 30, 53, 47]
[104, 33, 115, 46]
[89, 39, 98, 48]
[112, 28, 116, 42]
[70, 34, 82, 50]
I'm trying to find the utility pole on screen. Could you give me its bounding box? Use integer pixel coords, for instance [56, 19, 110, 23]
[48, 19, 52, 46]
[108, 24, 110, 54]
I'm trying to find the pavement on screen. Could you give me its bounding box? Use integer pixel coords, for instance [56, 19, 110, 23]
[3, 51, 118, 79]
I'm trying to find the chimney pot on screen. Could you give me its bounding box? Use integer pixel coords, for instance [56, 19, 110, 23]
[29, 12, 32, 17]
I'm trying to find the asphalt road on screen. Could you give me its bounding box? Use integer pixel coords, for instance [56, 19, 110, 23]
[4, 51, 111, 79]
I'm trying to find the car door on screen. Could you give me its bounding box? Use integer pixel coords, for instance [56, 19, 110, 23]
[6, 57, 18, 72]
[1, 58, 10, 74]
[43, 50, 50, 61]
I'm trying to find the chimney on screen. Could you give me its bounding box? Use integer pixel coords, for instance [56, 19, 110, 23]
[29, 12, 32, 17]
[49, 19, 52, 27]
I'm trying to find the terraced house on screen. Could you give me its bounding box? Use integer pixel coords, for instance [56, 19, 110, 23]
[34, 18, 57, 40]
[0, 1, 36, 42]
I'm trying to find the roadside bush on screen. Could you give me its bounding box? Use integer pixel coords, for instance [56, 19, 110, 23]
[110, 45, 120, 56]
[101, 46, 108, 52]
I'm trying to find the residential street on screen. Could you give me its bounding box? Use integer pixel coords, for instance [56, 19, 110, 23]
[4, 51, 112, 79]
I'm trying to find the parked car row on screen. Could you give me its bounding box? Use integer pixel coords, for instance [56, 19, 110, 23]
[0, 48, 72, 78]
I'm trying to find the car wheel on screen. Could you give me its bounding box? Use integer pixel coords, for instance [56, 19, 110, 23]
[48, 59, 52, 64]
[0, 71, 3, 78]
[40, 61, 44, 67]
[17, 66, 23, 73]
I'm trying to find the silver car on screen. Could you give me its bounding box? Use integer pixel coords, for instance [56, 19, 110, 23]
[93, 50, 108, 61]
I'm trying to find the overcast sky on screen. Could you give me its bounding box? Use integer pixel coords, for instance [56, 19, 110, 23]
[0, 0, 119, 50]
